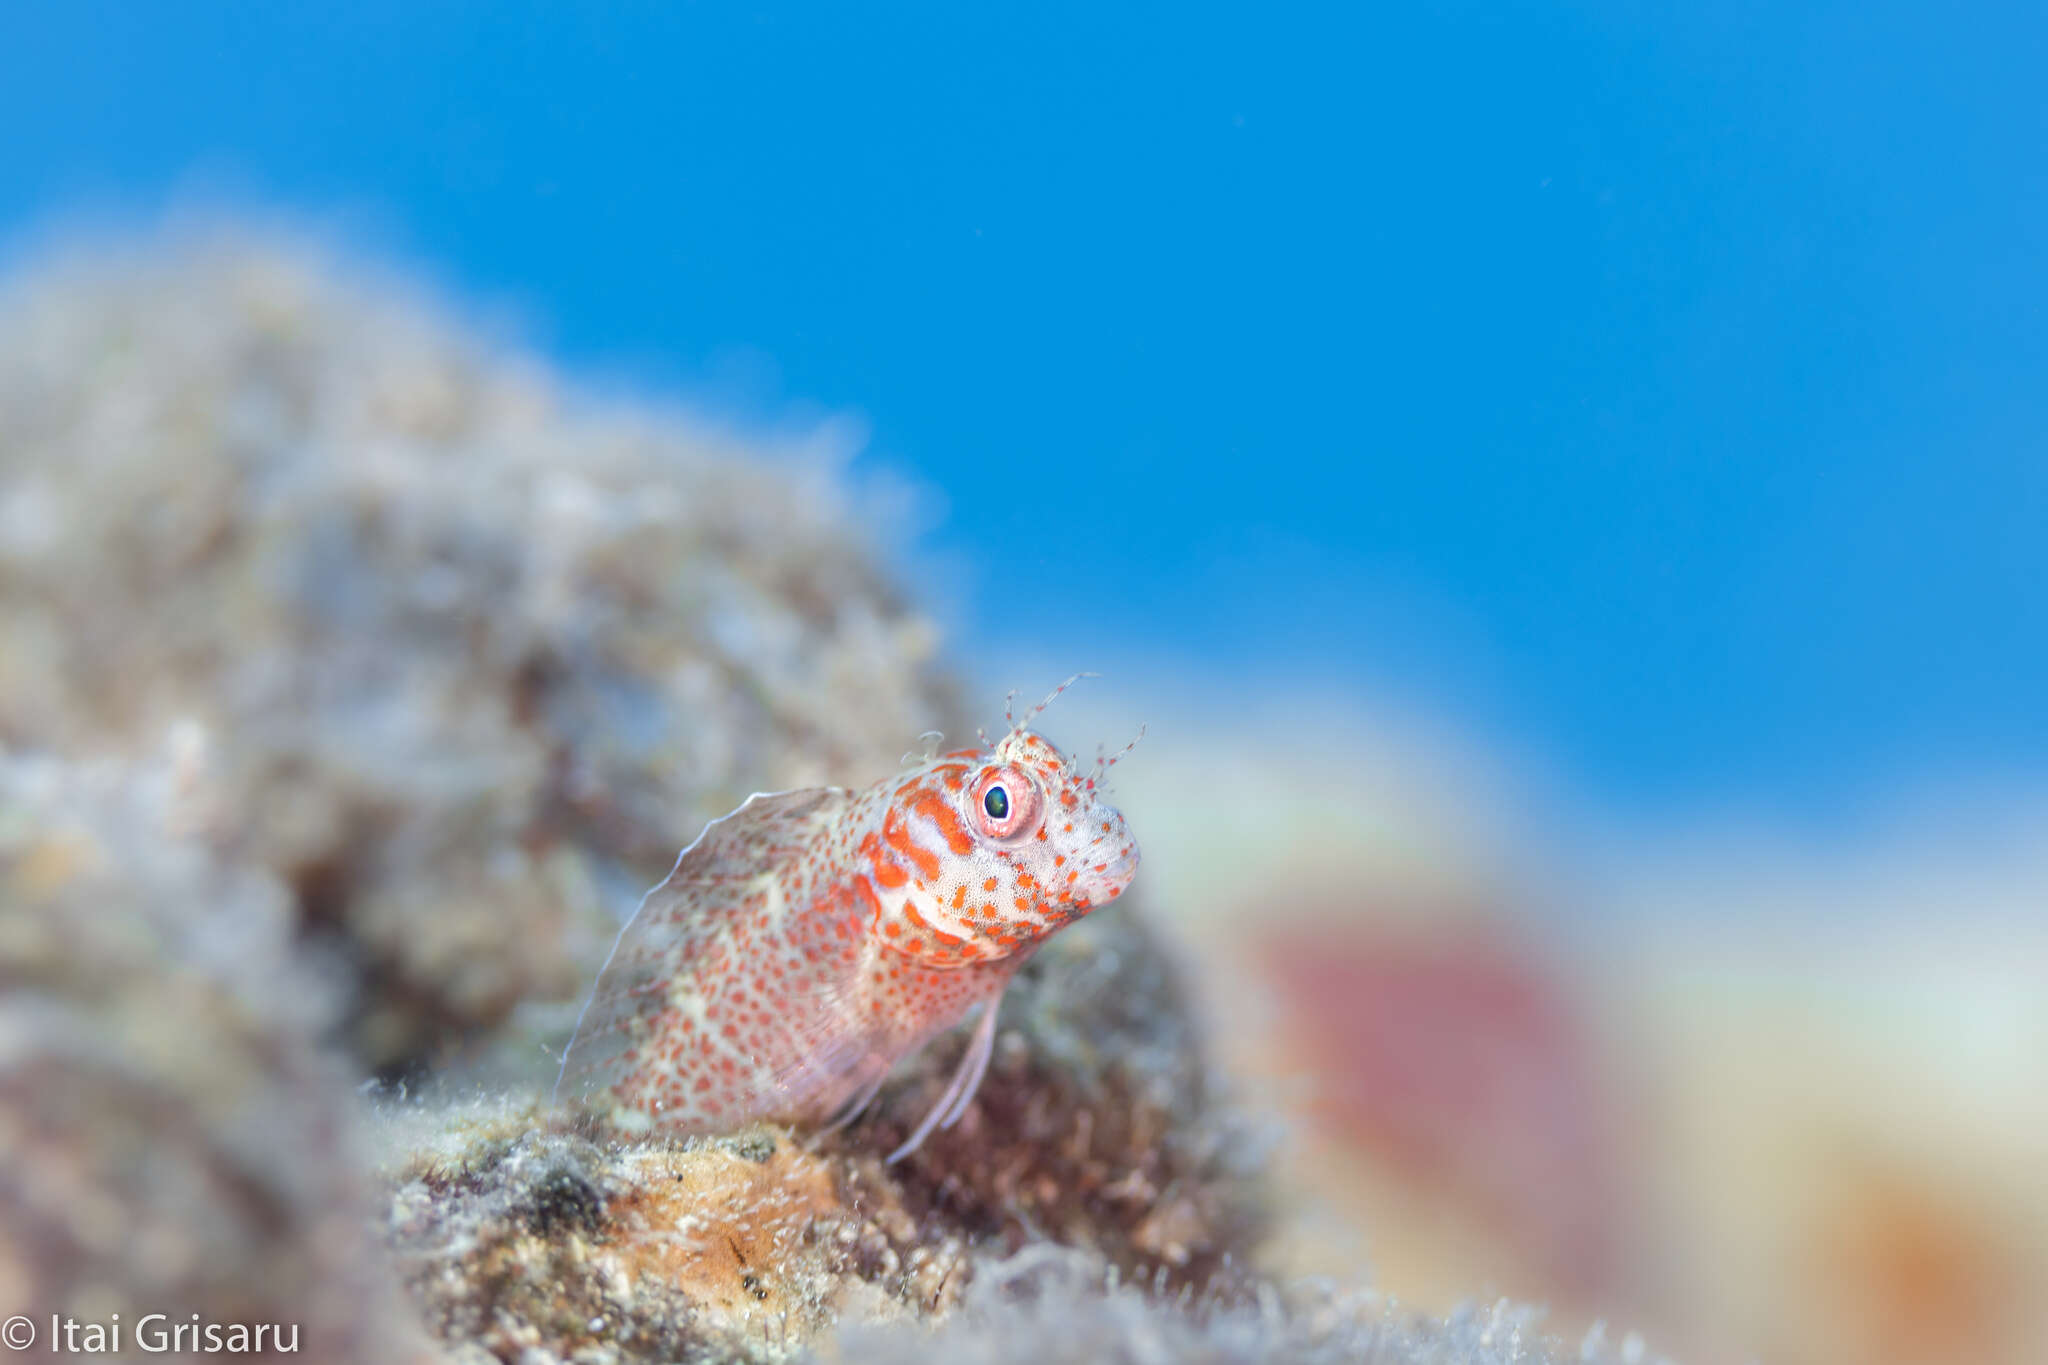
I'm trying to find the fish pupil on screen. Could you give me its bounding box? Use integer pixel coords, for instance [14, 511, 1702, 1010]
[984, 786, 1009, 820]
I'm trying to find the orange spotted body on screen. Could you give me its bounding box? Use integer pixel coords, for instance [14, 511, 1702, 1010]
[557, 686, 1140, 1157]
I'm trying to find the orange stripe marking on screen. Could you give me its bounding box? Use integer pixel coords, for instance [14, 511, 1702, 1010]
[884, 806, 942, 879]
[910, 789, 976, 854]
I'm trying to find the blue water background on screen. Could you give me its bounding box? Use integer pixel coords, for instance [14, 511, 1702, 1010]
[5, 2, 2043, 817]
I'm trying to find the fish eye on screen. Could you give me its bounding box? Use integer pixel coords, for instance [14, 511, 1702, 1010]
[972, 766, 1041, 840]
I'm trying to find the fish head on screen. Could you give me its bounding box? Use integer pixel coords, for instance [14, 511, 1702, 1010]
[864, 725, 1139, 967]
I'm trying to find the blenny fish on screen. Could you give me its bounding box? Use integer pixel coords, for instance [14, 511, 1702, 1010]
[556, 678, 1140, 1160]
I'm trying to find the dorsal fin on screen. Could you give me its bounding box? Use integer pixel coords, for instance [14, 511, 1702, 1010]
[554, 786, 854, 1116]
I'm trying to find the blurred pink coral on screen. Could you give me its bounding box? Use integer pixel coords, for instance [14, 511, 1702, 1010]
[1263, 925, 1619, 1296]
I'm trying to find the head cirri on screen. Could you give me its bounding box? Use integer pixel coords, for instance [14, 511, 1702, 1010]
[853, 718, 1140, 968]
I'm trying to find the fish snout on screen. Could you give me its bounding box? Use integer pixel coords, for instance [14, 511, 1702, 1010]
[1073, 808, 1140, 906]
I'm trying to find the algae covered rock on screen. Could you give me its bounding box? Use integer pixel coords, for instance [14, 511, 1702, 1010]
[0, 744, 431, 1364]
[0, 225, 964, 1072]
[382, 900, 1268, 1363]
[831, 1247, 1670, 1365]
[380, 904, 1668, 1364]
[824, 898, 1266, 1288]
